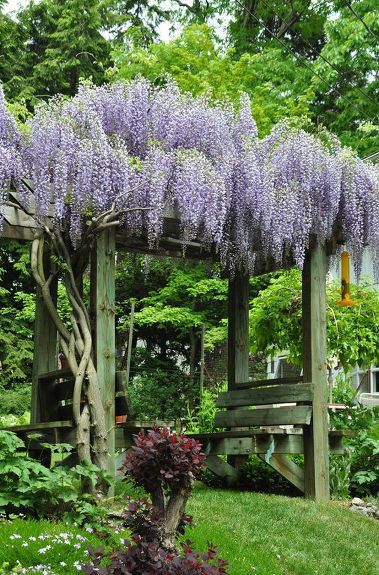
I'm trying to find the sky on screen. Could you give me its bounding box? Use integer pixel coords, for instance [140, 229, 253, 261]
[4, 0, 26, 13]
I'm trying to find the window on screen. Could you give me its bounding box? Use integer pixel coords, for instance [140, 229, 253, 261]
[372, 368, 379, 394]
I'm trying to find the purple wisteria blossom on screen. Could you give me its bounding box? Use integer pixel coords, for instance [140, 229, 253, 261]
[0, 86, 25, 231]
[0, 79, 378, 274]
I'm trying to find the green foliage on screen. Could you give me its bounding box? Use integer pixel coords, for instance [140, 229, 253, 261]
[0, 412, 30, 428]
[350, 409, 379, 496]
[110, 23, 311, 137]
[0, 430, 112, 522]
[331, 406, 379, 497]
[249, 268, 379, 370]
[0, 241, 35, 399]
[310, 0, 379, 155]
[2, 0, 111, 103]
[332, 373, 356, 405]
[127, 351, 197, 421]
[132, 264, 227, 334]
[185, 387, 224, 434]
[329, 452, 352, 499]
[0, 386, 31, 417]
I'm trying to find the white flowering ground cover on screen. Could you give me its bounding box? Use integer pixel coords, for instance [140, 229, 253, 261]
[0, 518, 124, 575]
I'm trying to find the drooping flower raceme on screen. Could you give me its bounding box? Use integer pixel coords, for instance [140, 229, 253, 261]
[0, 86, 25, 232]
[0, 79, 378, 276]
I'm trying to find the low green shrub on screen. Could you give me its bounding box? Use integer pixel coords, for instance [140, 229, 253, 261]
[0, 411, 30, 427]
[0, 430, 112, 528]
[330, 405, 379, 497]
[0, 385, 31, 417]
[185, 387, 224, 434]
[329, 452, 352, 499]
[128, 353, 198, 421]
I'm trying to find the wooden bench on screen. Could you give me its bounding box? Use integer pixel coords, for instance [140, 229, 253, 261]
[3, 369, 176, 465]
[190, 377, 349, 492]
[35, 369, 133, 423]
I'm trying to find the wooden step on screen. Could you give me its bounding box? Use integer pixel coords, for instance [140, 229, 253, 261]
[215, 406, 313, 428]
[217, 383, 313, 408]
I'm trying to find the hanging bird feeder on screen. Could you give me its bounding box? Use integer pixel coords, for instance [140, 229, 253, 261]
[336, 251, 356, 306]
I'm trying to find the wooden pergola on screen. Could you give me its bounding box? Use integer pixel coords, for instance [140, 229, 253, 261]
[1, 185, 347, 501]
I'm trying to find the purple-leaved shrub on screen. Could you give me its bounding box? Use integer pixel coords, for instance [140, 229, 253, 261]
[82, 428, 230, 574]
[122, 427, 205, 549]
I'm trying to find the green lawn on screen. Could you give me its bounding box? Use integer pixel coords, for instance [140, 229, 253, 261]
[0, 488, 378, 575]
[187, 488, 379, 575]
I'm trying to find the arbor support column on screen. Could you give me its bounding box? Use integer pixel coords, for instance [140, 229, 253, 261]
[91, 229, 116, 479]
[31, 277, 57, 424]
[227, 271, 250, 473]
[227, 271, 250, 390]
[302, 242, 330, 500]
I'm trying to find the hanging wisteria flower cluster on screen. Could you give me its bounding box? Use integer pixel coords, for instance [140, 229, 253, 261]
[0, 79, 378, 274]
[0, 87, 25, 232]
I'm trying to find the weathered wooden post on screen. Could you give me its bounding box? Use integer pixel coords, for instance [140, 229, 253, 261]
[91, 229, 116, 480]
[228, 271, 250, 390]
[302, 242, 330, 500]
[227, 271, 250, 473]
[31, 282, 57, 424]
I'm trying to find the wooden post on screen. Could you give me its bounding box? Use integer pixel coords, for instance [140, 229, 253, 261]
[31, 282, 57, 423]
[91, 229, 116, 479]
[228, 272, 250, 390]
[227, 271, 250, 472]
[302, 242, 330, 500]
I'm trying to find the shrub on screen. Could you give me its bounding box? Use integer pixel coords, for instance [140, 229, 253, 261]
[185, 388, 222, 434]
[0, 430, 112, 526]
[330, 405, 379, 497]
[0, 411, 30, 427]
[0, 384, 32, 417]
[122, 426, 205, 547]
[83, 538, 229, 575]
[329, 452, 352, 499]
[83, 427, 230, 574]
[127, 351, 198, 421]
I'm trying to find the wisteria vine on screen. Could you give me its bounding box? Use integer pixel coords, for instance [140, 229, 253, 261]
[0, 89, 25, 232]
[0, 80, 378, 275]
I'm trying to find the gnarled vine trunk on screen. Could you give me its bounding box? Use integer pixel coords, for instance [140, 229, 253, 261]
[31, 228, 110, 494]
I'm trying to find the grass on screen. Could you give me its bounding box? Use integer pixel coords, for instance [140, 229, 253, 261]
[0, 518, 122, 574]
[0, 488, 378, 575]
[186, 487, 379, 575]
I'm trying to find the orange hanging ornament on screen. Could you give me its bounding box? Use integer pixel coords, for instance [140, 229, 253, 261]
[336, 251, 356, 306]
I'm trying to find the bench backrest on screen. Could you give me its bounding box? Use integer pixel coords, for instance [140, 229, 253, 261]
[37, 369, 133, 423]
[214, 379, 314, 429]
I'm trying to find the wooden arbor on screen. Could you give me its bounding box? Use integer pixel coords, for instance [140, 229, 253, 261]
[1, 188, 338, 500]
[200, 244, 332, 500]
